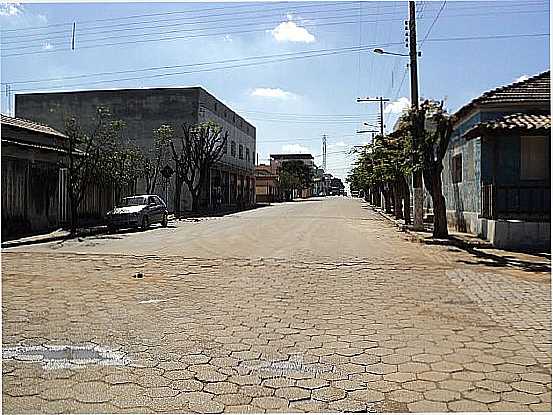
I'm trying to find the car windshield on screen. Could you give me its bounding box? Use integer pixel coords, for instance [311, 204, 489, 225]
[121, 196, 147, 206]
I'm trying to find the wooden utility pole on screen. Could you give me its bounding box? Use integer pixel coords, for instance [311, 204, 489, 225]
[409, 0, 424, 230]
[356, 96, 389, 136]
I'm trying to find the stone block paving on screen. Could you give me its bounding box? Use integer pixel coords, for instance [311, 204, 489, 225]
[2, 250, 551, 413]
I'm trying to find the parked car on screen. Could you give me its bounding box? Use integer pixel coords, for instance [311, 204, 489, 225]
[106, 194, 168, 232]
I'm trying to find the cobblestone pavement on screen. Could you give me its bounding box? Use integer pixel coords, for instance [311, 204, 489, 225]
[2, 198, 551, 413]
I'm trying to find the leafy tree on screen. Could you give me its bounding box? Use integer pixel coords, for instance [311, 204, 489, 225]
[170, 121, 228, 215]
[63, 107, 129, 234]
[405, 100, 455, 238]
[278, 160, 313, 201]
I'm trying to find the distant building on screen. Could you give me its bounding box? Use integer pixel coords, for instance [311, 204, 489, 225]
[268, 153, 315, 199]
[15, 87, 256, 213]
[329, 177, 345, 196]
[443, 70, 550, 249]
[255, 164, 280, 203]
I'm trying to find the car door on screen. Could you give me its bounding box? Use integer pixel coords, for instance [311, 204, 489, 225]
[147, 196, 160, 222]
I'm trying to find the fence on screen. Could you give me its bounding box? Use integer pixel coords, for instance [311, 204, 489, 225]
[481, 184, 550, 220]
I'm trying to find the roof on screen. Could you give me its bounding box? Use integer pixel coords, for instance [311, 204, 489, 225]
[463, 113, 551, 140]
[455, 71, 550, 120]
[1, 113, 67, 139]
[270, 153, 314, 160]
[1, 138, 72, 154]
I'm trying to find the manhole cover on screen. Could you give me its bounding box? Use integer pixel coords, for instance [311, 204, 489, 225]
[2, 344, 129, 370]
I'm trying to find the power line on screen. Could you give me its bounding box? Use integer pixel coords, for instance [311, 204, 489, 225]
[2, 8, 548, 58]
[420, 0, 447, 46]
[4, 43, 403, 92]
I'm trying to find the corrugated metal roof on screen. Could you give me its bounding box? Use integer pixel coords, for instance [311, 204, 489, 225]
[0, 113, 67, 138]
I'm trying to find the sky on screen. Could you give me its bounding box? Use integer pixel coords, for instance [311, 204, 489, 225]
[0, 0, 550, 183]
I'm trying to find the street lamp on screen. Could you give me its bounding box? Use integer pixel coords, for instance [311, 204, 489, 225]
[373, 48, 410, 57]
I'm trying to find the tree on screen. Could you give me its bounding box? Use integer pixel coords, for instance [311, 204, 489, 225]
[63, 107, 128, 234]
[142, 125, 172, 194]
[406, 100, 454, 238]
[277, 160, 313, 201]
[170, 121, 228, 215]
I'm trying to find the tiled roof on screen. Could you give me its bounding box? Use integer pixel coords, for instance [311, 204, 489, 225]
[455, 71, 550, 120]
[0, 113, 67, 138]
[464, 113, 551, 139]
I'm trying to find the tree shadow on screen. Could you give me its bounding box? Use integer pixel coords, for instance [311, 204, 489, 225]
[454, 245, 551, 273]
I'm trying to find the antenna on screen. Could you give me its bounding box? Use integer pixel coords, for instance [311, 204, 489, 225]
[322, 134, 327, 171]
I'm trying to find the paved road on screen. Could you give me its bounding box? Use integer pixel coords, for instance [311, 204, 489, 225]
[2, 197, 551, 413]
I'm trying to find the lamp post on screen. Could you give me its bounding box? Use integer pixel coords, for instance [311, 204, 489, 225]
[371, 0, 423, 230]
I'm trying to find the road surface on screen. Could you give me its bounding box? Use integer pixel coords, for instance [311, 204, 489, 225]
[2, 197, 551, 413]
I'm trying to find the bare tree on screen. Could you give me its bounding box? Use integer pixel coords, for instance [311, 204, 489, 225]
[170, 121, 228, 215]
[142, 125, 172, 194]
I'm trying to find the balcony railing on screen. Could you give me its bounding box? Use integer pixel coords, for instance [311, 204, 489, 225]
[481, 184, 550, 220]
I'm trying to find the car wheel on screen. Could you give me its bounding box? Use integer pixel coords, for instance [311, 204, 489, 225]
[161, 214, 168, 227]
[142, 216, 149, 230]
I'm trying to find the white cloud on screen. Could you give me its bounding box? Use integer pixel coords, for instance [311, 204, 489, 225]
[42, 41, 53, 50]
[223, 34, 232, 42]
[270, 19, 315, 43]
[0, 2, 23, 16]
[384, 97, 410, 114]
[251, 87, 297, 100]
[329, 141, 347, 149]
[515, 74, 529, 83]
[282, 144, 310, 153]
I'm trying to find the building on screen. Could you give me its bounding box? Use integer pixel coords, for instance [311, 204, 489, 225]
[255, 164, 280, 203]
[442, 71, 550, 249]
[329, 177, 346, 196]
[269, 153, 315, 199]
[1, 114, 131, 238]
[15, 87, 256, 213]
[1, 114, 68, 237]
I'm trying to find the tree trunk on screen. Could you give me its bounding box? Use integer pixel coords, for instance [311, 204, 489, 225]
[423, 167, 448, 238]
[383, 189, 392, 213]
[174, 177, 183, 218]
[393, 180, 403, 219]
[402, 177, 411, 225]
[69, 196, 78, 235]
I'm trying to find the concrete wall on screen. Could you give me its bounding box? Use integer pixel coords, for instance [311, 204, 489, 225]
[442, 111, 482, 232]
[480, 219, 551, 250]
[15, 87, 256, 213]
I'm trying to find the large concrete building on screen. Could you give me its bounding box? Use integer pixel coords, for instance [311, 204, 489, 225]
[15, 87, 256, 213]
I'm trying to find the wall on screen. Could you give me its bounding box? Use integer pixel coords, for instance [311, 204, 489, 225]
[15, 87, 257, 212]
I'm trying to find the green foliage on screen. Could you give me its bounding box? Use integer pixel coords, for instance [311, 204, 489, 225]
[278, 160, 313, 193]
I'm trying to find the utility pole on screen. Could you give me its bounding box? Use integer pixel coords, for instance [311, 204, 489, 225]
[409, 0, 424, 230]
[322, 134, 327, 171]
[356, 96, 389, 136]
[71, 23, 76, 50]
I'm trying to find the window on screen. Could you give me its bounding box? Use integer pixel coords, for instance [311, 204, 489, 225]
[452, 154, 462, 183]
[223, 138, 228, 154]
[246, 148, 250, 163]
[521, 136, 547, 180]
[231, 141, 236, 157]
[239, 144, 244, 159]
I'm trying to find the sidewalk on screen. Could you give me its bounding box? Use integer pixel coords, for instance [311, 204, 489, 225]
[1, 226, 107, 249]
[372, 205, 551, 274]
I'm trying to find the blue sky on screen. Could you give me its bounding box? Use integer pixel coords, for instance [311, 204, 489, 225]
[1, 1, 550, 181]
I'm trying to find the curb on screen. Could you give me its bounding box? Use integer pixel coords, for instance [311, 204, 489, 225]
[370, 205, 493, 250]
